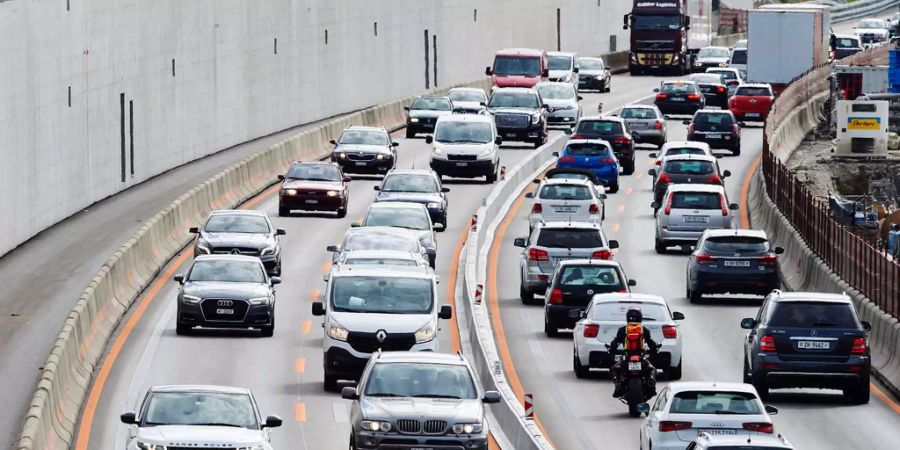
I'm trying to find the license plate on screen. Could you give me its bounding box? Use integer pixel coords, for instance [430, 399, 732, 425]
[505, 133, 516, 138]
[355, 161, 367, 166]
[216, 308, 234, 315]
[670, 97, 685, 102]
[553, 206, 578, 213]
[745, 112, 760, 118]
[724, 260, 750, 267]
[412, 448, 436, 450]
[683, 215, 709, 223]
[698, 429, 736, 436]
[798, 340, 830, 350]
[628, 362, 642, 371]
[724, 136, 731, 140]
[455, 162, 468, 167]
[305, 199, 318, 204]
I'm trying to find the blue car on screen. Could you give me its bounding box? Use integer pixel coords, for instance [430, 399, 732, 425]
[555, 139, 620, 193]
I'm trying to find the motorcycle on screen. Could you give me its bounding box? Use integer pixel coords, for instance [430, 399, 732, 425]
[607, 342, 660, 417]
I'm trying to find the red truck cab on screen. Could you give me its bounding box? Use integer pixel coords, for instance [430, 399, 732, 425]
[486, 48, 549, 88]
[728, 84, 775, 122]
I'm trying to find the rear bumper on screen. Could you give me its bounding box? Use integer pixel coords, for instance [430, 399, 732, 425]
[754, 355, 870, 389]
[687, 132, 739, 150]
[692, 270, 779, 294]
[631, 129, 666, 145]
[655, 101, 703, 115]
[732, 111, 768, 122]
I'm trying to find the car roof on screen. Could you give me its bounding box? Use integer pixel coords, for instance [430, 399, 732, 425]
[415, 95, 451, 100]
[662, 141, 712, 151]
[694, 109, 735, 116]
[590, 293, 666, 306]
[579, 115, 626, 124]
[345, 226, 419, 238]
[665, 184, 725, 194]
[151, 385, 251, 395]
[492, 87, 538, 95]
[663, 154, 718, 163]
[289, 160, 340, 167]
[342, 250, 423, 260]
[193, 254, 264, 263]
[701, 46, 730, 51]
[667, 381, 759, 394]
[689, 74, 724, 82]
[834, 34, 858, 39]
[565, 138, 611, 147]
[330, 264, 434, 279]
[772, 291, 852, 304]
[368, 201, 428, 211]
[702, 228, 767, 240]
[345, 125, 387, 133]
[208, 209, 266, 217]
[496, 48, 544, 57]
[374, 351, 469, 365]
[436, 113, 493, 124]
[576, 56, 604, 61]
[736, 83, 773, 90]
[547, 51, 576, 57]
[621, 104, 658, 110]
[448, 87, 485, 93]
[706, 67, 739, 73]
[661, 80, 697, 86]
[536, 81, 576, 89]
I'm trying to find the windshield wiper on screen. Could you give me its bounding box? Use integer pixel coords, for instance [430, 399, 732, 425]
[192, 422, 245, 427]
[368, 393, 407, 397]
[413, 394, 462, 399]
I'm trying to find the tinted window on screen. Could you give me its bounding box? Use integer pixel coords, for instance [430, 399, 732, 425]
[536, 83, 576, 100]
[331, 276, 433, 314]
[340, 130, 389, 146]
[435, 121, 493, 144]
[344, 232, 419, 253]
[694, 113, 734, 127]
[730, 49, 747, 64]
[698, 47, 730, 58]
[836, 38, 860, 48]
[364, 207, 430, 230]
[565, 143, 611, 157]
[382, 174, 439, 193]
[591, 303, 667, 322]
[548, 55, 573, 70]
[620, 108, 658, 119]
[365, 363, 477, 399]
[577, 58, 605, 70]
[704, 236, 769, 253]
[558, 266, 624, 288]
[539, 184, 593, 200]
[664, 161, 715, 175]
[576, 120, 623, 136]
[489, 92, 540, 109]
[493, 56, 541, 76]
[144, 392, 258, 429]
[187, 260, 266, 283]
[735, 86, 771, 97]
[768, 302, 858, 328]
[670, 391, 761, 415]
[661, 83, 696, 94]
[632, 15, 681, 30]
[537, 229, 604, 248]
[448, 90, 485, 102]
[205, 215, 269, 234]
[411, 97, 452, 111]
[671, 192, 722, 210]
[286, 164, 342, 181]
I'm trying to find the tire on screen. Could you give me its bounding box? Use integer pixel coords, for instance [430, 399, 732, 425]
[573, 349, 590, 379]
[654, 238, 667, 254]
[751, 371, 769, 400]
[665, 361, 683, 380]
[278, 205, 290, 217]
[349, 434, 357, 450]
[689, 287, 703, 304]
[743, 357, 752, 384]
[439, 213, 448, 228]
[272, 262, 282, 277]
[605, 81, 612, 93]
[176, 323, 192, 336]
[520, 282, 535, 304]
[336, 206, 347, 219]
[609, 183, 620, 194]
[622, 161, 635, 175]
[844, 375, 871, 404]
[626, 377, 644, 417]
[486, 166, 497, 183]
[629, 68, 640, 76]
[534, 138, 545, 149]
[732, 146, 741, 156]
[324, 372, 339, 392]
[405, 128, 415, 139]
[544, 314, 559, 338]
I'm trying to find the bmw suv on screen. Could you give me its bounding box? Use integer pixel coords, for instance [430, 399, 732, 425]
[342, 351, 500, 450]
[741, 291, 872, 403]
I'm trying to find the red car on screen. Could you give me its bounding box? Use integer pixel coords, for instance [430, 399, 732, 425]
[728, 84, 775, 122]
[278, 161, 350, 217]
[485, 48, 548, 88]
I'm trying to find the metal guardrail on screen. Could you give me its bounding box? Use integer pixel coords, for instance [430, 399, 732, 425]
[830, 0, 900, 22]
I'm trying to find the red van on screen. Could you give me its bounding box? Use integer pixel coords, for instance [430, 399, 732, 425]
[486, 48, 549, 88]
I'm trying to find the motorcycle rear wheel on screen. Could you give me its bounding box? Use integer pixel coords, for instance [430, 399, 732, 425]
[626, 377, 644, 417]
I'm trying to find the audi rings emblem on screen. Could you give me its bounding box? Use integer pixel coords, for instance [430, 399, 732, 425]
[376, 330, 388, 343]
[217, 300, 234, 307]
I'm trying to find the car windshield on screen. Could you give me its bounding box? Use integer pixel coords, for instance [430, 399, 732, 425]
[537, 84, 575, 100]
[539, 184, 593, 200]
[664, 161, 715, 175]
[412, 97, 452, 111]
[548, 55, 572, 70]
[661, 83, 695, 94]
[143, 392, 258, 428]
[730, 49, 747, 64]
[493, 55, 542, 76]
[858, 19, 885, 28]
[187, 260, 266, 283]
[591, 302, 666, 322]
[670, 391, 761, 415]
[345, 257, 418, 266]
[285, 164, 342, 181]
[620, 108, 658, 119]
[537, 229, 604, 248]
[703, 236, 769, 253]
[577, 58, 605, 70]
[632, 14, 681, 30]
[768, 302, 858, 328]
[382, 174, 439, 193]
[735, 86, 771, 97]
[339, 130, 389, 146]
[575, 120, 623, 136]
[558, 266, 624, 289]
[489, 92, 540, 108]
[709, 70, 737, 81]
[664, 147, 707, 158]
[699, 47, 730, 58]
[365, 363, 477, 399]
[331, 276, 433, 314]
[694, 113, 734, 129]
[364, 207, 430, 230]
[565, 143, 611, 157]
[204, 215, 270, 234]
[671, 192, 722, 210]
[435, 121, 493, 144]
[836, 37, 860, 48]
[344, 232, 419, 253]
[448, 90, 485, 103]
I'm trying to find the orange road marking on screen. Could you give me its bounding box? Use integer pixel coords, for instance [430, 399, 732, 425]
[617, 204, 625, 213]
[300, 320, 312, 335]
[294, 357, 306, 375]
[612, 223, 621, 232]
[294, 402, 307, 422]
[321, 260, 332, 272]
[871, 383, 900, 414]
[309, 289, 320, 302]
[241, 185, 279, 210]
[488, 431, 501, 450]
[635, 172, 644, 180]
[740, 155, 762, 229]
[446, 227, 469, 354]
[624, 187, 633, 196]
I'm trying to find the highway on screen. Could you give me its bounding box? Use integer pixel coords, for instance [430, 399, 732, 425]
[76, 74, 667, 449]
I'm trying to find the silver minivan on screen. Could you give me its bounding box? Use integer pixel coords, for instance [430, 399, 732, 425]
[653, 184, 738, 253]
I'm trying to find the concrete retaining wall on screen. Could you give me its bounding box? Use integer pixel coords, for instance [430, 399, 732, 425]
[0, 0, 634, 258]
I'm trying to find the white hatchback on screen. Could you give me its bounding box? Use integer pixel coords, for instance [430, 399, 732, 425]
[527, 178, 603, 231]
[572, 293, 685, 380]
[640, 382, 779, 450]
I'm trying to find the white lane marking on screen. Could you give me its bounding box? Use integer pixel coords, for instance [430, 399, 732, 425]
[332, 402, 350, 423]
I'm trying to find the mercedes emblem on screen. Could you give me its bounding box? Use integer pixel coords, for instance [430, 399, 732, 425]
[587, 289, 594, 295]
[376, 330, 387, 343]
[810, 330, 817, 336]
[231, 248, 241, 255]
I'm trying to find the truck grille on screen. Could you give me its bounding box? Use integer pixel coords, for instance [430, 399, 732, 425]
[210, 246, 260, 256]
[635, 53, 674, 65]
[200, 299, 250, 322]
[346, 331, 416, 353]
[494, 113, 530, 129]
[396, 419, 421, 433]
[424, 420, 448, 434]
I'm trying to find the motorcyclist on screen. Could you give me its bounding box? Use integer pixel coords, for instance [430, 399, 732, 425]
[608, 308, 659, 397]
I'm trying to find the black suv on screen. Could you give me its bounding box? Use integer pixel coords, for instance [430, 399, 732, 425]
[487, 87, 549, 148]
[543, 259, 635, 337]
[741, 291, 872, 404]
[570, 116, 635, 174]
[343, 351, 500, 450]
[686, 109, 742, 155]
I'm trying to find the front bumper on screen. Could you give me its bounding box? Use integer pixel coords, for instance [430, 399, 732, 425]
[336, 157, 394, 175]
[496, 124, 544, 143]
[692, 270, 779, 295]
[177, 301, 273, 329]
[325, 338, 438, 381]
[547, 108, 579, 125]
[578, 76, 607, 90]
[431, 158, 494, 178]
[354, 430, 488, 450]
[754, 355, 870, 389]
[280, 194, 345, 212]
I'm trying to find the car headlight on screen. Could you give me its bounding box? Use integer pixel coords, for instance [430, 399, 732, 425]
[719, 62, 728, 67]
[327, 321, 349, 341]
[452, 423, 483, 435]
[260, 243, 277, 256]
[595, 74, 606, 81]
[283, 188, 298, 196]
[137, 442, 167, 450]
[531, 113, 542, 124]
[694, 61, 702, 66]
[195, 241, 211, 254]
[432, 147, 444, 155]
[249, 297, 270, 306]
[336, 152, 346, 159]
[326, 190, 339, 197]
[479, 146, 494, 157]
[361, 420, 392, 432]
[427, 202, 441, 209]
[415, 323, 435, 343]
[181, 295, 201, 305]
[410, 117, 420, 123]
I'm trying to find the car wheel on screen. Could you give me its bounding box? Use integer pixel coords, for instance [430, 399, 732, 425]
[486, 166, 497, 183]
[573, 349, 590, 378]
[609, 183, 620, 194]
[336, 206, 347, 219]
[743, 357, 752, 384]
[844, 375, 870, 404]
[405, 128, 415, 139]
[348, 433, 357, 450]
[751, 371, 769, 400]
[654, 238, 667, 254]
[440, 212, 449, 228]
[666, 361, 683, 380]
[324, 372, 339, 392]
[732, 146, 741, 156]
[534, 138, 545, 149]
[622, 161, 635, 175]
[272, 263, 282, 277]
[175, 323, 192, 336]
[278, 205, 290, 217]
[544, 314, 559, 338]
[689, 287, 703, 304]
[605, 81, 612, 93]
[519, 282, 535, 304]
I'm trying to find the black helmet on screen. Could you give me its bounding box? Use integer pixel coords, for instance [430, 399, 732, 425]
[626, 309, 643, 323]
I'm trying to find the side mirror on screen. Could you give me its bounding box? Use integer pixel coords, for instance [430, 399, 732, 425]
[861, 321, 872, 332]
[404, 106, 411, 111]
[438, 304, 453, 320]
[277, 175, 285, 181]
[322, 273, 330, 283]
[672, 311, 685, 321]
[740, 318, 756, 329]
[648, 153, 658, 159]
[608, 240, 619, 250]
[174, 274, 184, 284]
[433, 223, 446, 232]
[483, 391, 501, 404]
[326, 245, 339, 253]
[650, 201, 660, 210]
[533, 179, 541, 184]
[636, 403, 651, 414]
[524, 192, 534, 199]
[120, 411, 137, 425]
[552, 151, 559, 157]
[343, 176, 352, 182]
[425, 135, 434, 144]
[652, 88, 660, 93]
[723, 170, 732, 178]
[682, 119, 691, 125]
[341, 387, 359, 400]
[600, 194, 608, 200]
[276, 228, 286, 236]
[738, 121, 746, 127]
[392, 141, 400, 147]
[774, 246, 785, 255]
[312, 302, 326, 316]
[764, 405, 779, 415]
[260, 415, 283, 429]
[567, 309, 583, 319]
[577, 96, 584, 101]
[628, 279, 637, 287]
[513, 238, 527, 248]
[573, 67, 580, 73]
[442, 187, 451, 193]
[373, 186, 381, 191]
[729, 203, 739, 211]
[485, 66, 493, 76]
[189, 227, 200, 234]
[329, 139, 338, 145]
[495, 136, 503, 145]
[351, 221, 362, 228]
[270, 277, 281, 286]
[648, 168, 657, 176]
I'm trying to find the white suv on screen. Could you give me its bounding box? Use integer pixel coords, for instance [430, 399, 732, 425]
[311, 265, 452, 391]
[527, 177, 603, 231]
[427, 114, 501, 182]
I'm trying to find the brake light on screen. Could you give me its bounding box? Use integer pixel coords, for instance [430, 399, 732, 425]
[851, 337, 867, 354]
[600, 157, 616, 164]
[548, 288, 563, 305]
[570, 135, 584, 140]
[743, 422, 774, 434]
[664, 193, 674, 215]
[720, 193, 728, 216]
[662, 325, 677, 338]
[759, 254, 778, 264]
[657, 172, 671, 185]
[532, 203, 542, 213]
[614, 136, 631, 145]
[559, 156, 576, 163]
[589, 204, 600, 214]
[528, 248, 549, 261]
[732, 124, 740, 134]
[708, 173, 722, 185]
[759, 335, 776, 352]
[687, 123, 695, 134]
[694, 253, 715, 263]
[654, 120, 664, 130]
[655, 160, 661, 166]
[656, 93, 668, 100]
[659, 421, 692, 432]
[716, 86, 726, 94]
[583, 323, 599, 338]
[687, 93, 701, 101]
[591, 249, 612, 260]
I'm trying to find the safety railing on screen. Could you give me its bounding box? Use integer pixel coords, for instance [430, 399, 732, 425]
[830, 0, 900, 22]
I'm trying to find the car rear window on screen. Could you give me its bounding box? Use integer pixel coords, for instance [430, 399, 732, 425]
[620, 108, 657, 119]
[703, 236, 769, 253]
[661, 83, 695, 94]
[576, 120, 623, 136]
[735, 87, 772, 97]
[694, 113, 734, 126]
[558, 266, 624, 288]
[670, 391, 761, 415]
[537, 229, 605, 248]
[663, 147, 707, 157]
[670, 192, 722, 210]
[768, 302, 858, 328]
[664, 161, 715, 175]
[730, 49, 747, 64]
[836, 37, 860, 48]
[591, 303, 667, 322]
[539, 184, 592, 200]
[709, 70, 737, 81]
[565, 143, 612, 157]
